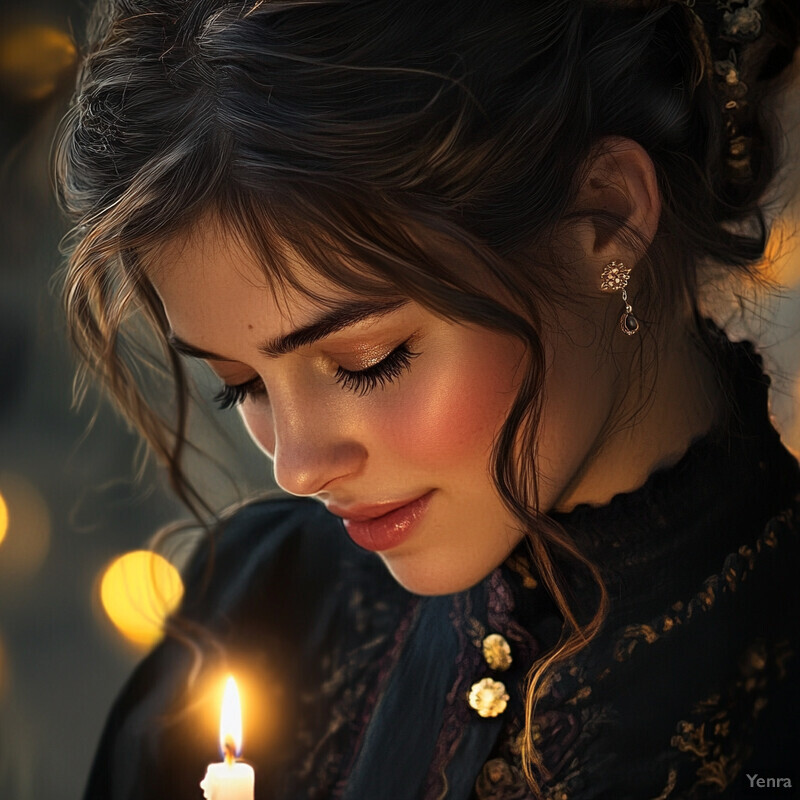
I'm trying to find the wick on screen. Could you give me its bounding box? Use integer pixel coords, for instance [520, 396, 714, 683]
[223, 735, 236, 766]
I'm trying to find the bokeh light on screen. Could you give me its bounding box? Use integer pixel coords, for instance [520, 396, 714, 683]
[0, 491, 8, 547]
[0, 473, 51, 582]
[0, 632, 8, 699]
[99, 550, 184, 648]
[759, 216, 800, 285]
[0, 24, 77, 102]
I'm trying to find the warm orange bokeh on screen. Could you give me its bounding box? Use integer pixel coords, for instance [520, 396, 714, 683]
[0, 474, 51, 582]
[99, 550, 184, 648]
[0, 24, 77, 101]
[0, 491, 7, 548]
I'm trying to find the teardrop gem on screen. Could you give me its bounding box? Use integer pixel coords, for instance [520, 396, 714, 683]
[620, 313, 639, 335]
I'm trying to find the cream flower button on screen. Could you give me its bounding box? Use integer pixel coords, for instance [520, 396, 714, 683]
[468, 677, 510, 718]
[482, 633, 512, 672]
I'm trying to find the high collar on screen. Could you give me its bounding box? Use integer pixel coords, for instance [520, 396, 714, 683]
[501, 323, 799, 615]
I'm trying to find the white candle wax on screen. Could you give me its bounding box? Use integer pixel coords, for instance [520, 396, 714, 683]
[200, 760, 255, 800]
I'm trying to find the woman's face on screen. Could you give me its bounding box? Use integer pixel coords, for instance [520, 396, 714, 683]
[152, 222, 621, 595]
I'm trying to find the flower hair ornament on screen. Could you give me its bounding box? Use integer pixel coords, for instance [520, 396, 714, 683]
[592, 0, 796, 188]
[677, 0, 768, 185]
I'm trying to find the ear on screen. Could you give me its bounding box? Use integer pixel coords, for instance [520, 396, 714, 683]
[567, 136, 661, 273]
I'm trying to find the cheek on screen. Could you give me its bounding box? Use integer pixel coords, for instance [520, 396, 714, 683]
[375, 337, 522, 466]
[238, 404, 275, 457]
[233, 332, 522, 472]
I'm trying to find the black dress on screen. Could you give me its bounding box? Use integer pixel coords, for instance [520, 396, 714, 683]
[83, 328, 800, 800]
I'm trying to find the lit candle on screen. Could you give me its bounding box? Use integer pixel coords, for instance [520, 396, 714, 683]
[200, 676, 255, 800]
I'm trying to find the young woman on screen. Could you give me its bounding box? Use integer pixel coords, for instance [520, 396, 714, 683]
[55, 0, 799, 797]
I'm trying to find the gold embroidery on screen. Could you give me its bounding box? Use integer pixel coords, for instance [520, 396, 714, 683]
[695, 754, 737, 791]
[612, 523, 789, 665]
[614, 624, 659, 662]
[649, 767, 677, 800]
[565, 686, 592, 705]
[467, 617, 487, 651]
[672, 720, 710, 758]
[506, 551, 539, 589]
[668, 636, 794, 796]
[738, 544, 755, 570]
[713, 719, 730, 737]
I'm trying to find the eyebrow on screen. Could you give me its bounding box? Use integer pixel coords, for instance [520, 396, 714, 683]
[167, 298, 408, 362]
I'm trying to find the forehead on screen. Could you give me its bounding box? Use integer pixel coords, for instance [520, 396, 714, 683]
[149, 217, 349, 330]
[153, 217, 293, 292]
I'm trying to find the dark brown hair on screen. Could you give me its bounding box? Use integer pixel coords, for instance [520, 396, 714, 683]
[53, 0, 799, 790]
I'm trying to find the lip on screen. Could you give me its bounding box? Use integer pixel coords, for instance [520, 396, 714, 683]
[328, 491, 434, 552]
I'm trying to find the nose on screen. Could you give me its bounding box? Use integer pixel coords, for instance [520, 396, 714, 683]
[269, 398, 366, 497]
[273, 436, 365, 496]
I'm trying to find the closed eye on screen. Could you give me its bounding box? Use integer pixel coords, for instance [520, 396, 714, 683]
[334, 340, 419, 396]
[212, 339, 420, 410]
[213, 376, 266, 410]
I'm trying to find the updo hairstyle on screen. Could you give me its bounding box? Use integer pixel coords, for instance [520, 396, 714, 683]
[53, 0, 799, 789]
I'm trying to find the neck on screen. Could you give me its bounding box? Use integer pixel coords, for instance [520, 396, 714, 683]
[551, 317, 723, 513]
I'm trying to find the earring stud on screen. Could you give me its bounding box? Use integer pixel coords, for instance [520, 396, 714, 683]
[600, 260, 639, 336]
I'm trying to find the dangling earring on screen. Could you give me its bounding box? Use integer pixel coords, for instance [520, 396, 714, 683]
[600, 260, 639, 336]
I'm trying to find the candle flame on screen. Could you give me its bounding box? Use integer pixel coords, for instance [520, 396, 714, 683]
[219, 675, 243, 761]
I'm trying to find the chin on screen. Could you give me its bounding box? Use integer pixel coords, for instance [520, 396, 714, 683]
[380, 554, 496, 597]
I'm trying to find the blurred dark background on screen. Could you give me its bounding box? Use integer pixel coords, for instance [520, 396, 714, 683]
[0, 4, 272, 797]
[0, 3, 798, 799]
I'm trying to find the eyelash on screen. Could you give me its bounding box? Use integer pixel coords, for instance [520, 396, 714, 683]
[335, 341, 420, 396]
[212, 340, 420, 410]
[213, 377, 266, 411]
